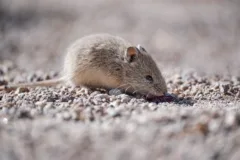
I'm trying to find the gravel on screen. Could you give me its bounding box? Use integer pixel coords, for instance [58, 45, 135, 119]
[0, 60, 240, 160]
[1, 0, 240, 159]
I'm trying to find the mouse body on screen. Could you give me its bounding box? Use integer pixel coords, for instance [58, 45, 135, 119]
[0, 33, 167, 96]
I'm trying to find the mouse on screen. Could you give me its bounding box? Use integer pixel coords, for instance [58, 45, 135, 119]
[0, 33, 167, 97]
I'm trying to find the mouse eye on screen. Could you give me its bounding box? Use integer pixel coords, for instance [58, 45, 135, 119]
[145, 75, 153, 83]
[115, 68, 121, 71]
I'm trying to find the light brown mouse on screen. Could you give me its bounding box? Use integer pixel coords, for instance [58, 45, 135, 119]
[0, 33, 167, 96]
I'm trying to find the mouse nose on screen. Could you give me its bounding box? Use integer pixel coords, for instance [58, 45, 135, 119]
[156, 92, 164, 96]
[157, 92, 170, 97]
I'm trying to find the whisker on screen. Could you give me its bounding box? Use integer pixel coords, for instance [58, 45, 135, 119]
[125, 83, 137, 94]
[109, 83, 133, 95]
[133, 89, 139, 95]
[132, 89, 141, 95]
[125, 86, 132, 93]
[114, 83, 130, 90]
[146, 92, 151, 99]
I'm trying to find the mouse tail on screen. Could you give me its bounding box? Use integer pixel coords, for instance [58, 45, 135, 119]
[0, 78, 64, 91]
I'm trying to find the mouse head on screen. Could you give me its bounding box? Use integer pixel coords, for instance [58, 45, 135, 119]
[122, 44, 167, 97]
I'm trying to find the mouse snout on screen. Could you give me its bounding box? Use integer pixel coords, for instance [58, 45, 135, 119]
[156, 92, 164, 96]
[153, 83, 167, 96]
[146, 91, 165, 98]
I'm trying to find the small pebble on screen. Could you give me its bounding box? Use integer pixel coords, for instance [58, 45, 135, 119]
[62, 111, 71, 120]
[17, 110, 32, 119]
[220, 82, 230, 95]
[109, 89, 122, 95]
[225, 112, 237, 129]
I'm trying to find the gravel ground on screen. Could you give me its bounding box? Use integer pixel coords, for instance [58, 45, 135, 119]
[0, 60, 240, 160]
[1, 0, 240, 160]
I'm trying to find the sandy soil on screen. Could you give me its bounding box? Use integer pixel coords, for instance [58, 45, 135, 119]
[0, 0, 240, 160]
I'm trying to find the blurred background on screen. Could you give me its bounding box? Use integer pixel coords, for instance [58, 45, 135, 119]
[0, 0, 240, 75]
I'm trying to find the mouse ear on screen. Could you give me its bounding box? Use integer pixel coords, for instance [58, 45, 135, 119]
[137, 44, 147, 53]
[125, 46, 139, 63]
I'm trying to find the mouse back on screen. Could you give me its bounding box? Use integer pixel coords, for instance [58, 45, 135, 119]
[63, 34, 131, 87]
